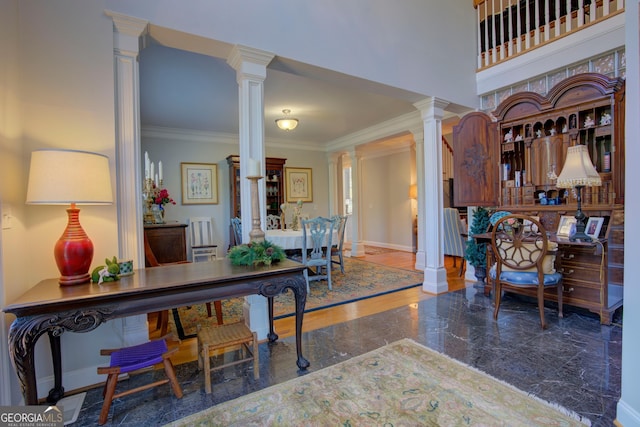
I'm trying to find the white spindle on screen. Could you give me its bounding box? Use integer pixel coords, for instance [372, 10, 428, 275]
[525, 0, 531, 49]
[477, 5, 482, 69]
[566, 0, 572, 32]
[534, 0, 540, 45]
[516, 0, 522, 54]
[508, 0, 514, 56]
[491, 0, 497, 64]
[500, 0, 505, 60]
[578, 0, 584, 27]
[590, 0, 596, 22]
[544, 0, 550, 41]
[484, 1, 490, 67]
[604, 0, 610, 16]
[555, 0, 561, 37]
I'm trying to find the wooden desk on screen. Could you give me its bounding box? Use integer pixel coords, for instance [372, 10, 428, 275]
[3, 258, 308, 405]
[474, 232, 621, 324]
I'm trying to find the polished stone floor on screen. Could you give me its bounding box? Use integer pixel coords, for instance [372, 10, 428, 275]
[72, 286, 622, 426]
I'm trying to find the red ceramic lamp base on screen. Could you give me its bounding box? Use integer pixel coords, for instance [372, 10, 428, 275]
[54, 206, 94, 286]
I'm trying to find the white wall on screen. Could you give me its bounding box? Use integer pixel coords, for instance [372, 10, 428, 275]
[361, 150, 413, 250]
[617, 2, 640, 425]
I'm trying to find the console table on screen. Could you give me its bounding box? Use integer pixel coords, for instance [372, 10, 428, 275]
[3, 258, 308, 405]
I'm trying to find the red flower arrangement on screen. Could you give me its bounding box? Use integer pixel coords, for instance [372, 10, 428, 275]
[149, 184, 176, 207]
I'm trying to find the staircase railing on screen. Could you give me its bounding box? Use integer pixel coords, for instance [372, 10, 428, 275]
[475, 0, 625, 70]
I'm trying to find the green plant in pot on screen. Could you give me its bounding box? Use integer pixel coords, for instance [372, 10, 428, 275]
[465, 207, 491, 283]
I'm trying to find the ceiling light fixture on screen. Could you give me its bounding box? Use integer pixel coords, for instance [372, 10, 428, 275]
[275, 109, 299, 131]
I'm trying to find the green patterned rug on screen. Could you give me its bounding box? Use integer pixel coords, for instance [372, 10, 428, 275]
[166, 338, 590, 426]
[169, 257, 422, 339]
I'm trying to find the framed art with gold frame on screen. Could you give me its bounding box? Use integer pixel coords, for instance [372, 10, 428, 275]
[285, 167, 313, 202]
[181, 162, 218, 205]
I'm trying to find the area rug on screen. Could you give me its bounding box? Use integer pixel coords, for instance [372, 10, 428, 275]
[169, 257, 423, 339]
[166, 338, 590, 426]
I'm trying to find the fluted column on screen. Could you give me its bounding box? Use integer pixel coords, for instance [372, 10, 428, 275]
[412, 130, 426, 270]
[227, 45, 274, 341]
[348, 149, 366, 257]
[414, 97, 449, 294]
[107, 10, 150, 346]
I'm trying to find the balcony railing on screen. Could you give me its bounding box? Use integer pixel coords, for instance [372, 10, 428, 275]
[475, 0, 625, 70]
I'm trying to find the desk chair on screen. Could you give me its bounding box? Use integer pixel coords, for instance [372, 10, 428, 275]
[189, 217, 218, 261]
[97, 337, 183, 425]
[145, 234, 223, 335]
[330, 215, 348, 273]
[443, 208, 467, 276]
[490, 214, 563, 329]
[301, 217, 337, 292]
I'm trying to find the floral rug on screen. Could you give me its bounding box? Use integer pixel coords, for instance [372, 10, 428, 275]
[169, 257, 422, 339]
[166, 338, 590, 426]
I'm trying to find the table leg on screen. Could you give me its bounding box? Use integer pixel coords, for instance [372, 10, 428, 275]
[292, 279, 309, 370]
[267, 296, 278, 342]
[46, 332, 65, 404]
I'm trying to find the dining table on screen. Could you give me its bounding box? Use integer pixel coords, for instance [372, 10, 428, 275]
[265, 228, 338, 250]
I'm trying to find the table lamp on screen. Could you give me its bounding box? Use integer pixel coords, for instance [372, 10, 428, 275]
[556, 144, 601, 242]
[26, 149, 113, 285]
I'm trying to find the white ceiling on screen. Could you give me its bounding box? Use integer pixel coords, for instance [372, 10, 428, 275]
[139, 38, 460, 149]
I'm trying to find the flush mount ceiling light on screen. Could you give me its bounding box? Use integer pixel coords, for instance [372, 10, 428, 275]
[275, 109, 299, 131]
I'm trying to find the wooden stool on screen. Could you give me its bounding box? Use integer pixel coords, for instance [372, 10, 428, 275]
[97, 338, 183, 425]
[197, 322, 259, 394]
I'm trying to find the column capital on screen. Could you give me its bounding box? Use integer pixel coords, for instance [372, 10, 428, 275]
[104, 10, 148, 56]
[414, 97, 449, 120]
[227, 45, 275, 81]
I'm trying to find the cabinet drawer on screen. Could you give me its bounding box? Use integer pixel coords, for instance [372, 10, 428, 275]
[561, 251, 602, 268]
[563, 284, 603, 305]
[562, 264, 600, 288]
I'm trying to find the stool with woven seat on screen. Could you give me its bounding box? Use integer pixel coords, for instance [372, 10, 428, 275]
[97, 338, 183, 425]
[197, 322, 259, 394]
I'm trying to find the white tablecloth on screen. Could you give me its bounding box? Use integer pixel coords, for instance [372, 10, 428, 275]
[265, 229, 337, 250]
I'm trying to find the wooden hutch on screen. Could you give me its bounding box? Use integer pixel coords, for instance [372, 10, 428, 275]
[453, 73, 624, 324]
[226, 156, 287, 244]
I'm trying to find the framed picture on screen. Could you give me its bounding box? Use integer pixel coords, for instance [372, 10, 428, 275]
[181, 162, 218, 205]
[557, 215, 577, 237]
[285, 167, 313, 202]
[586, 217, 604, 239]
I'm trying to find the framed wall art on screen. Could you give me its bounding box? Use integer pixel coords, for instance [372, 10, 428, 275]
[285, 167, 313, 202]
[181, 162, 218, 205]
[586, 217, 604, 239]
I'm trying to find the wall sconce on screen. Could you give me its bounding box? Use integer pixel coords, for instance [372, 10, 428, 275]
[275, 109, 299, 131]
[409, 184, 418, 200]
[26, 149, 113, 285]
[556, 144, 601, 242]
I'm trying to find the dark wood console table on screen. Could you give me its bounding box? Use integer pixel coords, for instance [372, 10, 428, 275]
[3, 258, 308, 405]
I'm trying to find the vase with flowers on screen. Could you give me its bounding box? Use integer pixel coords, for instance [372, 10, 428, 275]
[145, 184, 176, 224]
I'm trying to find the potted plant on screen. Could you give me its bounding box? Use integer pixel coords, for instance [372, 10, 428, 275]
[465, 207, 491, 282]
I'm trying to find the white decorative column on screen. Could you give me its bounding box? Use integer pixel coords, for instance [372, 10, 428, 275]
[227, 45, 274, 341]
[414, 97, 449, 294]
[328, 152, 340, 216]
[348, 149, 366, 257]
[107, 10, 149, 345]
[412, 130, 426, 270]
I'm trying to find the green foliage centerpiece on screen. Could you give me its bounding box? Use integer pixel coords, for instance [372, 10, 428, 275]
[227, 240, 286, 266]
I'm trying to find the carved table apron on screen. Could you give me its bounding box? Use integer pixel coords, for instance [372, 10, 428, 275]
[3, 258, 308, 405]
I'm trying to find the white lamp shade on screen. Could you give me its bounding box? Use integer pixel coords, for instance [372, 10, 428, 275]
[26, 149, 113, 205]
[276, 118, 299, 131]
[556, 145, 602, 188]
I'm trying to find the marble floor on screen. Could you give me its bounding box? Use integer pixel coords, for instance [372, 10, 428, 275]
[72, 286, 622, 426]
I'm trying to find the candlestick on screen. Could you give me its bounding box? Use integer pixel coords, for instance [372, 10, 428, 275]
[144, 151, 150, 179]
[248, 175, 265, 243]
[158, 161, 163, 181]
[248, 158, 261, 177]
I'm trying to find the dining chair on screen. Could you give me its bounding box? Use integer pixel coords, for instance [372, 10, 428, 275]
[490, 214, 563, 329]
[230, 217, 242, 246]
[330, 215, 348, 273]
[301, 216, 337, 292]
[189, 217, 218, 261]
[144, 234, 223, 335]
[443, 208, 467, 276]
[266, 214, 281, 230]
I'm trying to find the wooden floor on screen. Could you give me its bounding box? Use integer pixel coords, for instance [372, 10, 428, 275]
[150, 252, 468, 366]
